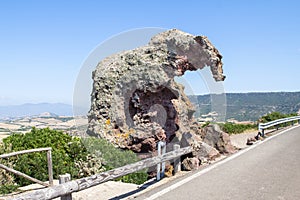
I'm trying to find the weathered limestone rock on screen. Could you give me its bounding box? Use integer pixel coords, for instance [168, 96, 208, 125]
[182, 157, 200, 171]
[191, 140, 220, 163]
[88, 29, 226, 157]
[200, 124, 236, 154]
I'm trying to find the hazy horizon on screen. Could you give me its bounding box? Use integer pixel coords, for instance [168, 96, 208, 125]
[1, 1, 300, 106]
[1, 90, 300, 107]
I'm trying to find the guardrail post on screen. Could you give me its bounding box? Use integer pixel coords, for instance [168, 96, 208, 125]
[157, 141, 166, 181]
[258, 124, 265, 137]
[173, 144, 181, 174]
[261, 129, 265, 137]
[59, 174, 72, 200]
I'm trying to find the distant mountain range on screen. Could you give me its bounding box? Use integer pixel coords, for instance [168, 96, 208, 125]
[189, 92, 300, 121]
[1, 92, 300, 122]
[0, 103, 74, 119]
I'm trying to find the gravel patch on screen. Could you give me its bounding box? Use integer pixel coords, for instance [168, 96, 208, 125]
[230, 131, 258, 149]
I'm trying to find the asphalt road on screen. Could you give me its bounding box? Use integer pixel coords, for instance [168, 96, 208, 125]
[136, 126, 300, 200]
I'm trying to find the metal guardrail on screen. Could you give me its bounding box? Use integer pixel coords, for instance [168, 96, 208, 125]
[258, 116, 300, 136]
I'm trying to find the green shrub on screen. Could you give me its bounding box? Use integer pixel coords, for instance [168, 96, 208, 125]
[1, 127, 88, 186]
[201, 121, 211, 128]
[219, 112, 298, 135]
[82, 137, 148, 184]
[219, 123, 257, 135]
[0, 144, 19, 194]
[0, 184, 19, 195]
[0, 127, 148, 190]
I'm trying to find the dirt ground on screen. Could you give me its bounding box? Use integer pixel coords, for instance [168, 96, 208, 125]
[230, 130, 258, 149]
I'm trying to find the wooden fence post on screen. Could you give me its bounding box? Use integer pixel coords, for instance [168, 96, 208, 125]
[47, 149, 53, 186]
[59, 174, 72, 200]
[173, 144, 181, 174]
[156, 141, 166, 181]
[161, 142, 166, 179]
[156, 142, 162, 181]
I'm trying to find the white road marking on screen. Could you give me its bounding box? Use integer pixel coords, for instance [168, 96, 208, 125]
[144, 125, 300, 200]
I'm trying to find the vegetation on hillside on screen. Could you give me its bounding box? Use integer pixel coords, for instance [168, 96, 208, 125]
[219, 123, 257, 135]
[0, 128, 147, 194]
[190, 92, 300, 121]
[259, 112, 297, 123]
[218, 111, 298, 134]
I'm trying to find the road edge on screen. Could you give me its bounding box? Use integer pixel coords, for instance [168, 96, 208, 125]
[143, 125, 300, 200]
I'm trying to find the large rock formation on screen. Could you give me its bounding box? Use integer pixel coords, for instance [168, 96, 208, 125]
[87, 29, 226, 159]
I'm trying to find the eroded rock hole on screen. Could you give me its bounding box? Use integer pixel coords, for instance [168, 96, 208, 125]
[129, 87, 179, 142]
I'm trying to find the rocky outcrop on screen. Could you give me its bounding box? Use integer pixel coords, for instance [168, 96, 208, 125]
[88, 29, 227, 164]
[190, 140, 221, 163]
[200, 124, 236, 154]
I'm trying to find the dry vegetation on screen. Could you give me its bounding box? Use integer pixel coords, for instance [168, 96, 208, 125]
[0, 113, 88, 138]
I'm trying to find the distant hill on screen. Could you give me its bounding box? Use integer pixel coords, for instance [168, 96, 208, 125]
[190, 92, 300, 121]
[2, 92, 300, 122]
[0, 103, 73, 119]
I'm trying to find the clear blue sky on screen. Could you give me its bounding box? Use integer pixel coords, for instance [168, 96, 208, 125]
[1, 0, 300, 106]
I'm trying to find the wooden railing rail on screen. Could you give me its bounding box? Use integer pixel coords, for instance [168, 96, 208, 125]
[9, 145, 192, 200]
[0, 147, 53, 187]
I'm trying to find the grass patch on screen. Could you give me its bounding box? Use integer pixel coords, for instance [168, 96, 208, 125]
[219, 123, 257, 135]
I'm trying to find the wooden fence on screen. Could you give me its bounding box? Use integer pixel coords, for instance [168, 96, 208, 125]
[0, 147, 53, 187]
[8, 144, 192, 200]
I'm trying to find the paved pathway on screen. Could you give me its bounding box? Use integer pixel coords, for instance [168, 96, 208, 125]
[136, 126, 300, 200]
